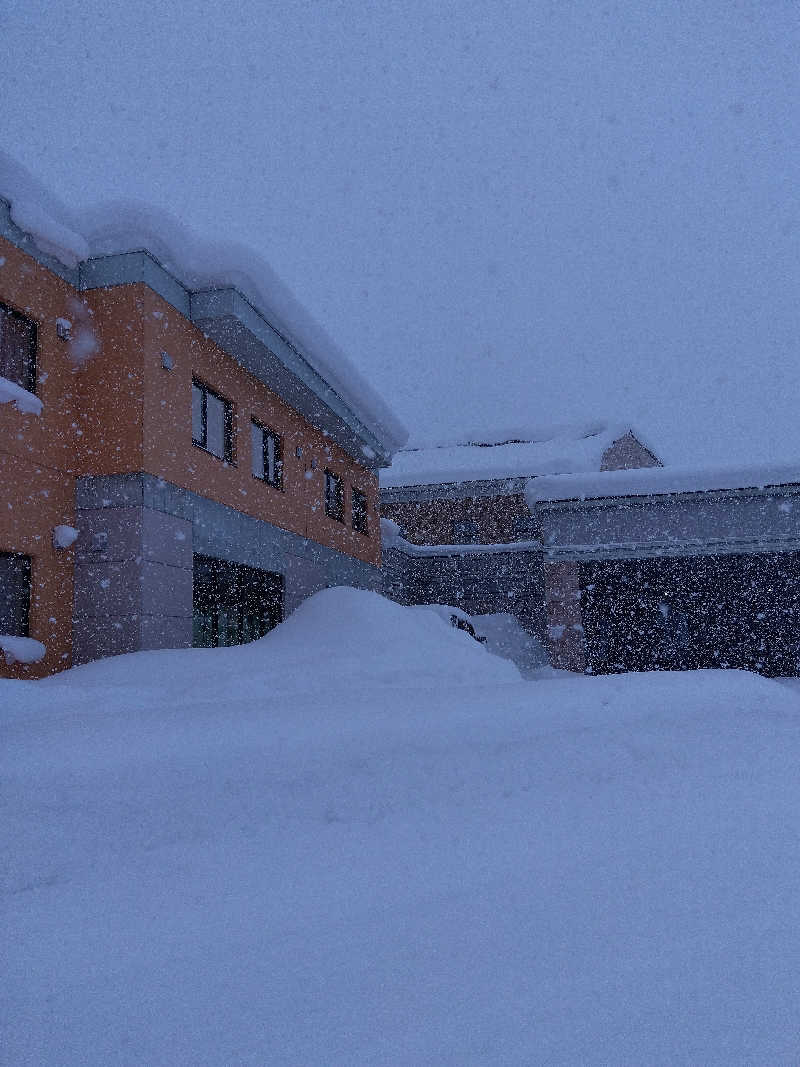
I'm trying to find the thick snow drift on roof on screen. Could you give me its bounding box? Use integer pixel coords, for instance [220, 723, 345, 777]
[382, 421, 633, 488]
[0, 151, 407, 455]
[528, 461, 800, 504]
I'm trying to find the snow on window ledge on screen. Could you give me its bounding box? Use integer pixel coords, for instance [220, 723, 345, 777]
[53, 524, 80, 549]
[0, 376, 43, 416]
[0, 635, 46, 666]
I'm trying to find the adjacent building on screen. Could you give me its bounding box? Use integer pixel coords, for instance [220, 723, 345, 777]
[0, 195, 405, 678]
[381, 425, 659, 639]
[530, 463, 800, 676]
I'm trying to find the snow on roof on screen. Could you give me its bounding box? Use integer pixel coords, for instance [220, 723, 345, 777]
[527, 462, 800, 505]
[0, 151, 407, 455]
[381, 421, 638, 488]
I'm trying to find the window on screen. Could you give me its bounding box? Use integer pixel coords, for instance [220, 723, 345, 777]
[0, 553, 31, 637]
[192, 379, 233, 461]
[351, 486, 368, 534]
[193, 555, 283, 648]
[512, 516, 539, 541]
[452, 519, 479, 544]
[0, 303, 37, 393]
[324, 469, 344, 522]
[251, 420, 283, 488]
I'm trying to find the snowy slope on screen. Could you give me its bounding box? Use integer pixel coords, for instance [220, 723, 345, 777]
[4, 589, 800, 1065]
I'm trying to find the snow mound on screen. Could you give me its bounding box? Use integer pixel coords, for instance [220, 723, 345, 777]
[38, 587, 519, 701]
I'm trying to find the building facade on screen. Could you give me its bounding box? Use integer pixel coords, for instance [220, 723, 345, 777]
[381, 428, 659, 639]
[0, 197, 402, 678]
[530, 465, 800, 676]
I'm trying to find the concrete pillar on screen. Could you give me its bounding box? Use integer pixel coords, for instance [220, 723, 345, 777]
[72, 504, 193, 663]
[544, 560, 587, 672]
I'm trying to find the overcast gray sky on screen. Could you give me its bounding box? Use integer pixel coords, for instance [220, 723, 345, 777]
[3, 1, 799, 464]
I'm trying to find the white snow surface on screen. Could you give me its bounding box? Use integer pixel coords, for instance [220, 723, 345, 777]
[4, 586, 800, 1064]
[381, 422, 639, 488]
[52, 524, 80, 549]
[0, 634, 46, 665]
[528, 460, 800, 504]
[0, 152, 407, 454]
[382, 518, 542, 555]
[0, 375, 43, 416]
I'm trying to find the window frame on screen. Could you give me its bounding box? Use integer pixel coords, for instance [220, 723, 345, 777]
[192, 378, 234, 463]
[324, 469, 345, 522]
[250, 419, 284, 489]
[351, 485, 369, 535]
[0, 552, 32, 638]
[0, 301, 37, 394]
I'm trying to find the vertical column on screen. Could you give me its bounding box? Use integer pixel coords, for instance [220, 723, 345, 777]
[73, 478, 194, 663]
[544, 560, 587, 672]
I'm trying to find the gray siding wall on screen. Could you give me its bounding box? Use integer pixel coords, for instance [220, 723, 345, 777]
[73, 474, 381, 663]
[539, 487, 800, 562]
[383, 545, 545, 639]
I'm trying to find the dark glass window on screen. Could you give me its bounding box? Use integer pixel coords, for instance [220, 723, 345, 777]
[192, 379, 233, 462]
[251, 420, 283, 488]
[351, 486, 368, 534]
[0, 303, 37, 393]
[192, 555, 283, 648]
[452, 519, 479, 544]
[0, 553, 31, 636]
[325, 469, 344, 522]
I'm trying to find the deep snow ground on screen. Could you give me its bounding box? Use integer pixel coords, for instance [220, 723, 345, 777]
[3, 589, 800, 1065]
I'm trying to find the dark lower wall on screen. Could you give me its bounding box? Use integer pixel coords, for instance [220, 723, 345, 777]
[383, 545, 546, 639]
[73, 473, 381, 663]
[580, 549, 800, 677]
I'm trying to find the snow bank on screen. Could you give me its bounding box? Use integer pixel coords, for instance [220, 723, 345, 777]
[43, 586, 519, 700]
[4, 654, 800, 1064]
[0, 151, 407, 454]
[382, 422, 636, 488]
[417, 604, 549, 677]
[0, 376, 42, 415]
[528, 460, 800, 503]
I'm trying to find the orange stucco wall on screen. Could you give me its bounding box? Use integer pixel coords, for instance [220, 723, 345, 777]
[1, 237, 381, 678]
[137, 285, 380, 567]
[0, 237, 82, 676]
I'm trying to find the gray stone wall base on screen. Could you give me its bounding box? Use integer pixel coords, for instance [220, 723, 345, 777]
[73, 474, 381, 664]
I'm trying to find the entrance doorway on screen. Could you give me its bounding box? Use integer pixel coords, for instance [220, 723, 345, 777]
[192, 555, 283, 648]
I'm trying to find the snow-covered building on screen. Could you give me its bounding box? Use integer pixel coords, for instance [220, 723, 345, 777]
[0, 191, 405, 677]
[380, 425, 659, 639]
[529, 463, 800, 675]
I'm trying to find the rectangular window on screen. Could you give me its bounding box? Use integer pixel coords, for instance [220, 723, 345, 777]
[0, 303, 37, 393]
[192, 379, 233, 462]
[351, 486, 368, 534]
[0, 553, 31, 637]
[324, 469, 344, 522]
[452, 519, 479, 544]
[251, 420, 283, 488]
